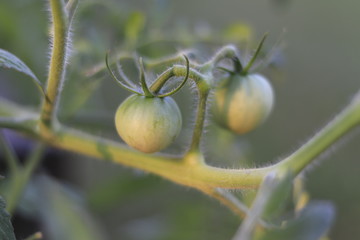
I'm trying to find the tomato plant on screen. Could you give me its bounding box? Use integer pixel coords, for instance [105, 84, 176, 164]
[0, 0, 360, 240]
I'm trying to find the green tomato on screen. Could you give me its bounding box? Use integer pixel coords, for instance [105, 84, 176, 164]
[115, 94, 182, 153]
[211, 73, 274, 134]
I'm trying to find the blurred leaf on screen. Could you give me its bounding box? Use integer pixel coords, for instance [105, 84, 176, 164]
[233, 171, 293, 240]
[87, 173, 160, 212]
[0, 131, 19, 176]
[125, 11, 146, 46]
[256, 202, 335, 240]
[0, 48, 46, 98]
[0, 5, 17, 46]
[261, 171, 293, 220]
[60, 73, 104, 120]
[20, 175, 105, 240]
[223, 23, 252, 42]
[233, 172, 334, 240]
[0, 196, 16, 240]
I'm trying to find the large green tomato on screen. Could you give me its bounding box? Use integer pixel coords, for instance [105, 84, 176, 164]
[115, 94, 182, 153]
[212, 73, 274, 134]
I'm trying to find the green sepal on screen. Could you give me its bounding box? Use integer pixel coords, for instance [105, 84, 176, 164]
[105, 52, 142, 95]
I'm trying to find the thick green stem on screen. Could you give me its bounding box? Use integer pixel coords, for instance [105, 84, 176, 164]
[51, 126, 271, 189]
[2, 74, 360, 218]
[275, 91, 360, 173]
[39, 0, 68, 135]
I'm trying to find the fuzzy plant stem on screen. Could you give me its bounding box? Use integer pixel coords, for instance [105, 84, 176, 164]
[0, 90, 360, 216]
[39, 0, 69, 136]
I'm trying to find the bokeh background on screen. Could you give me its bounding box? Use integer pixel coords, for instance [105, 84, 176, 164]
[1, 0, 360, 239]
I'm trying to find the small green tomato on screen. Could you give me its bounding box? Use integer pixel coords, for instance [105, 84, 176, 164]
[212, 73, 274, 134]
[115, 94, 182, 153]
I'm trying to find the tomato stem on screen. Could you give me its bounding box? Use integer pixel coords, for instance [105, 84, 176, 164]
[187, 90, 210, 153]
[39, 0, 72, 137]
[1, 89, 360, 217]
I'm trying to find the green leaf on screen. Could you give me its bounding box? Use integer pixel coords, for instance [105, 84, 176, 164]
[261, 171, 294, 220]
[87, 173, 161, 212]
[20, 175, 105, 240]
[0, 196, 16, 240]
[0, 49, 47, 99]
[232, 171, 293, 240]
[60, 73, 104, 120]
[257, 202, 335, 240]
[124, 11, 145, 46]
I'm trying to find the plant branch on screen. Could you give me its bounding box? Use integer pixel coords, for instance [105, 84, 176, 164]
[187, 90, 210, 154]
[1, 87, 360, 216]
[49, 125, 271, 189]
[39, 0, 69, 133]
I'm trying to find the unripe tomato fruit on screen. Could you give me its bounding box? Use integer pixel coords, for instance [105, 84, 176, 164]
[115, 94, 182, 153]
[212, 73, 274, 134]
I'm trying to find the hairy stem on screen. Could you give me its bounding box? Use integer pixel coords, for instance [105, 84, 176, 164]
[1, 84, 360, 217]
[187, 90, 210, 154]
[39, 0, 69, 134]
[50, 126, 271, 189]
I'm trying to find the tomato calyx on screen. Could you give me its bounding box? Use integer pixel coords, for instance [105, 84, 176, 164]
[217, 33, 268, 77]
[106, 52, 190, 98]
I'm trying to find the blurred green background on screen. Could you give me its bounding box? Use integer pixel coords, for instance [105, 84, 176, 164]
[1, 0, 360, 239]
